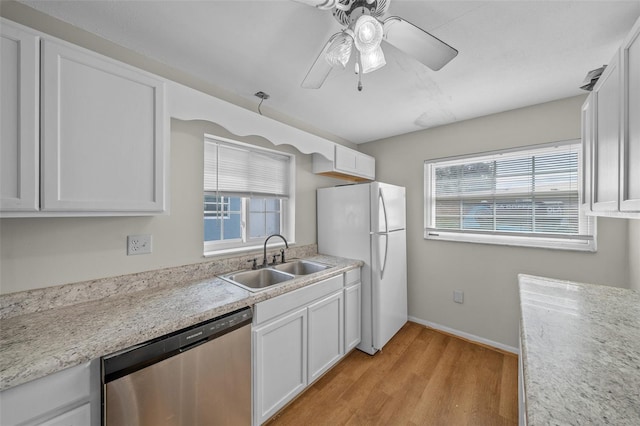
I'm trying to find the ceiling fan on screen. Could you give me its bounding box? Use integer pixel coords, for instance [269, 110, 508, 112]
[294, 0, 458, 91]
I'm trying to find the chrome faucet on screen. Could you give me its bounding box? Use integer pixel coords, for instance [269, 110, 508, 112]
[263, 234, 288, 267]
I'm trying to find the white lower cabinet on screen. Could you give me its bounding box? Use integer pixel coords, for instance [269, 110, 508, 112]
[344, 281, 362, 352]
[253, 307, 308, 426]
[252, 269, 361, 425]
[38, 403, 91, 426]
[308, 291, 344, 383]
[0, 360, 100, 426]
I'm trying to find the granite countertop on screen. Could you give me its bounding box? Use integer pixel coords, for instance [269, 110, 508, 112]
[518, 274, 640, 426]
[0, 254, 362, 391]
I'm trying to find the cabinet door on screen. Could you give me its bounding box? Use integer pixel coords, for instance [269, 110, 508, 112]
[592, 50, 621, 212]
[344, 282, 362, 353]
[308, 291, 344, 383]
[40, 39, 166, 213]
[356, 152, 376, 180]
[620, 19, 640, 212]
[0, 22, 39, 212]
[581, 95, 594, 212]
[253, 307, 307, 425]
[335, 144, 358, 173]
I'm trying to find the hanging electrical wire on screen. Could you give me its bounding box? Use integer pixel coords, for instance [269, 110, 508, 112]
[254, 91, 270, 115]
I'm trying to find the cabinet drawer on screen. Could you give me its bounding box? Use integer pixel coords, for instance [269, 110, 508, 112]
[254, 275, 342, 325]
[38, 403, 90, 426]
[0, 362, 92, 426]
[345, 268, 361, 286]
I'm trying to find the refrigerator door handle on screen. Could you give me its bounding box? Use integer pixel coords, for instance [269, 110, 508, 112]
[379, 188, 389, 233]
[378, 233, 389, 280]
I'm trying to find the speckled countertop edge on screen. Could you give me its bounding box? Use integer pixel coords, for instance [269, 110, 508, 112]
[518, 274, 640, 426]
[0, 254, 362, 391]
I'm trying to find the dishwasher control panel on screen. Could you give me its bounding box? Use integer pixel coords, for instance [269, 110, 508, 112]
[102, 306, 253, 383]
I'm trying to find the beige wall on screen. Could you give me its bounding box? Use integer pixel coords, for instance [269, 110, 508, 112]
[0, 120, 341, 294]
[630, 220, 640, 291]
[359, 95, 630, 349]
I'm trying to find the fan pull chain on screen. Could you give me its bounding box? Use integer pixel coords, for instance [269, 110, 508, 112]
[355, 51, 363, 91]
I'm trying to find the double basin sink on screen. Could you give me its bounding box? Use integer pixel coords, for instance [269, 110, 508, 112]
[220, 260, 330, 292]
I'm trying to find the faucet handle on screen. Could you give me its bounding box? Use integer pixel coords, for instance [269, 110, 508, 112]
[247, 258, 257, 270]
[271, 253, 281, 264]
[280, 248, 286, 263]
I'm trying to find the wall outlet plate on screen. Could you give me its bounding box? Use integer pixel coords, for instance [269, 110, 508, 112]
[453, 290, 464, 304]
[127, 234, 152, 255]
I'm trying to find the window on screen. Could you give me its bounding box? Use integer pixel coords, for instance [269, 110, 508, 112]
[424, 140, 596, 251]
[203, 136, 295, 254]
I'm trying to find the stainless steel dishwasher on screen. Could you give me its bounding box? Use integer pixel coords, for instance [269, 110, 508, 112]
[102, 307, 252, 425]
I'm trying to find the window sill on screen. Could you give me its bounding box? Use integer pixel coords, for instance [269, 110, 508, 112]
[424, 230, 596, 252]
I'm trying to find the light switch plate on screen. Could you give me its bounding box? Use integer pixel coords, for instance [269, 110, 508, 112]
[453, 290, 464, 304]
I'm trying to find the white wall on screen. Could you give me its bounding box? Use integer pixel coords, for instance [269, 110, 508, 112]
[630, 220, 640, 291]
[359, 95, 630, 349]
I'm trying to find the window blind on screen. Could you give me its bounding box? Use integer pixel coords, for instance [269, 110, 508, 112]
[425, 141, 594, 243]
[204, 139, 291, 198]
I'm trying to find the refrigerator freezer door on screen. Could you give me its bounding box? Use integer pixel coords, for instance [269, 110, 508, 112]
[371, 230, 408, 351]
[317, 185, 371, 261]
[372, 183, 406, 233]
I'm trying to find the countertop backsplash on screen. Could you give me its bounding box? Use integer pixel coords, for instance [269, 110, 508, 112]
[0, 244, 318, 320]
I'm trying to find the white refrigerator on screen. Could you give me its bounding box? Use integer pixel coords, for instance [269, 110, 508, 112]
[317, 182, 408, 355]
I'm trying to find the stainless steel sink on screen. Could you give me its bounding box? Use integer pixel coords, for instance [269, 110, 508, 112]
[221, 268, 295, 292]
[272, 260, 330, 275]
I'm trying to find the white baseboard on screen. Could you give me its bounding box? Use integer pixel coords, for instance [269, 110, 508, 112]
[408, 316, 519, 354]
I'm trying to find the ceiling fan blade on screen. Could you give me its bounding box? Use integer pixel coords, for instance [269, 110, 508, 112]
[290, 0, 338, 10]
[383, 16, 458, 71]
[301, 33, 342, 89]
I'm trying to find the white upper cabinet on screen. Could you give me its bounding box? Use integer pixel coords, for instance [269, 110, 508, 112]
[313, 144, 375, 182]
[583, 16, 640, 218]
[592, 50, 621, 212]
[0, 22, 39, 212]
[620, 18, 640, 212]
[581, 95, 593, 212]
[0, 19, 167, 216]
[40, 39, 165, 213]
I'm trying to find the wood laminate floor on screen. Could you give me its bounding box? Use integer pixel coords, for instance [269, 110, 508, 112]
[267, 321, 518, 426]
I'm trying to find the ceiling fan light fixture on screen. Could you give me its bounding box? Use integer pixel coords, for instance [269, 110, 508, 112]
[325, 31, 353, 69]
[359, 45, 386, 73]
[353, 15, 384, 53]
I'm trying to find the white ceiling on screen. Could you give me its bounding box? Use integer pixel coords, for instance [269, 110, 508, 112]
[18, 0, 640, 143]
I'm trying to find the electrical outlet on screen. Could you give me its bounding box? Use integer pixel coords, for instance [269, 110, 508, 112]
[453, 290, 464, 304]
[127, 234, 152, 255]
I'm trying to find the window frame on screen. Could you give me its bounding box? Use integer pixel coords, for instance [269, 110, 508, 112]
[423, 139, 596, 252]
[203, 135, 295, 256]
